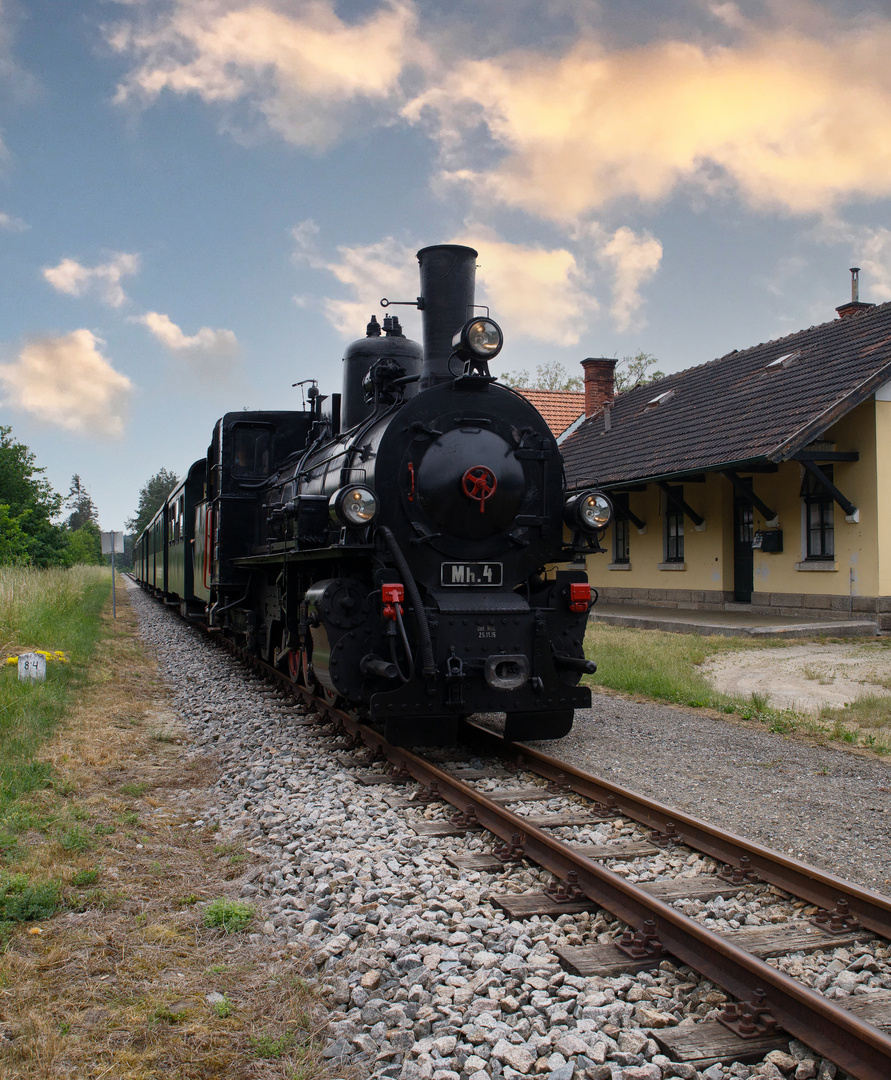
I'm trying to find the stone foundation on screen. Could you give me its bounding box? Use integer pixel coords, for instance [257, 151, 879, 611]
[593, 585, 891, 631]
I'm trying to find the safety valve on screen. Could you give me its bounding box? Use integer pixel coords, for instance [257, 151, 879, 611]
[382, 583, 404, 621]
[568, 583, 592, 613]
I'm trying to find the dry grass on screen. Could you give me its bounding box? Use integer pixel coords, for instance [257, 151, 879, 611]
[0, 579, 351, 1080]
[585, 624, 891, 756]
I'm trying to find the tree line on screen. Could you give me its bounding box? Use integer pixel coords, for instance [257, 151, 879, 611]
[503, 351, 664, 394]
[0, 424, 178, 569]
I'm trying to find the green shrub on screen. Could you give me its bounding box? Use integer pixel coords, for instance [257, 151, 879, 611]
[0, 871, 60, 921]
[202, 898, 255, 934]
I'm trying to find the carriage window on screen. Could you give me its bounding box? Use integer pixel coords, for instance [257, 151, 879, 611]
[232, 426, 272, 478]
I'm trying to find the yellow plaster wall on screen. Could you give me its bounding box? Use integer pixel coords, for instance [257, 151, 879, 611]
[590, 473, 729, 593]
[877, 397, 891, 595]
[590, 397, 886, 599]
[741, 402, 878, 597]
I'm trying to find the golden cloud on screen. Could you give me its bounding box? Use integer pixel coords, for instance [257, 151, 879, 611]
[0, 330, 132, 437]
[137, 311, 239, 357]
[596, 227, 663, 332]
[311, 237, 421, 340]
[409, 26, 891, 219]
[452, 229, 598, 345]
[301, 230, 617, 344]
[111, 0, 419, 147]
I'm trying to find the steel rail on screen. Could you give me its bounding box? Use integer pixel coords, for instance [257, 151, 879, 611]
[227, 663, 891, 1079]
[461, 731, 891, 940]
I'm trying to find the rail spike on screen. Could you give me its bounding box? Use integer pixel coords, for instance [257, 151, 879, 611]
[615, 919, 665, 961]
[718, 988, 778, 1039]
[545, 869, 584, 903]
[492, 832, 526, 863]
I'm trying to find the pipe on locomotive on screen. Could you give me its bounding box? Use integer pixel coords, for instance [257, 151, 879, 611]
[416, 244, 478, 389]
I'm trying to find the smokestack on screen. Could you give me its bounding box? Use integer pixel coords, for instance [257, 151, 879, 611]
[836, 266, 875, 319]
[417, 245, 478, 388]
[581, 357, 617, 417]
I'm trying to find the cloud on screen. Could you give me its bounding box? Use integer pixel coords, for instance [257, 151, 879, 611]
[109, 0, 420, 148]
[408, 23, 891, 221]
[595, 226, 663, 332]
[811, 219, 891, 303]
[43, 253, 139, 307]
[294, 235, 420, 338]
[0, 330, 132, 437]
[453, 228, 599, 345]
[297, 228, 660, 344]
[0, 210, 27, 232]
[136, 310, 239, 359]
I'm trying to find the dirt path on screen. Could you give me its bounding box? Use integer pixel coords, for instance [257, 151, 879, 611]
[702, 641, 891, 713]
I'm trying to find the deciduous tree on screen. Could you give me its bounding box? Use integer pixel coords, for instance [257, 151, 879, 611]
[501, 362, 582, 392]
[66, 522, 103, 565]
[615, 351, 665, 393]
[0, 426, 66, 566]
[127, 468, 179, 538]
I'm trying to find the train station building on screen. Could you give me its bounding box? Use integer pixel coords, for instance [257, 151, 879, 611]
[560, 271, 891, 632]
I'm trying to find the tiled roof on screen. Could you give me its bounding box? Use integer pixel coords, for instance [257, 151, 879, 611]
[561, 302, 891, 490]
[517, 388, 585, 437]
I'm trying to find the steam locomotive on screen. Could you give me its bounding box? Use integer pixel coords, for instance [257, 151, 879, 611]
[134, 244, 612, 744]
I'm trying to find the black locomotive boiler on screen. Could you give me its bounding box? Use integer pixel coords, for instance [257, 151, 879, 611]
[134, 244, 613, 744]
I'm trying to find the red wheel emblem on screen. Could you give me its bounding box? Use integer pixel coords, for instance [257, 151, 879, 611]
[462, 465, 497, 513]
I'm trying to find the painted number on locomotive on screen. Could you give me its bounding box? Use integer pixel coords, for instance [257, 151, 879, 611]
[441, 562, 503, 586]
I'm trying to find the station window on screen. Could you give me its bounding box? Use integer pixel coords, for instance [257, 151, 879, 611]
[801, 466, 834, 560]
[664, 486, 684, 562]
[612, 493, 630, 563]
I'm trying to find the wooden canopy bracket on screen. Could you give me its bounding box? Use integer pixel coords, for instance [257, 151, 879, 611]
[721, 470, 777, 522]
[796, 458, 858, 519]
[656, 481, 704, 528]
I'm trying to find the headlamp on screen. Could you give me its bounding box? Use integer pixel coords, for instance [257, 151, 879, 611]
[452, 317, 504, 362]
[564, 490, 613, 533]
[329, 485, 378, 527]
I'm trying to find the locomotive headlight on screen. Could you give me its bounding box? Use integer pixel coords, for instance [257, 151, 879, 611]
[330, 485, 378, 527]
[564, 489, 613, 533]
[452, 317, 504, 361]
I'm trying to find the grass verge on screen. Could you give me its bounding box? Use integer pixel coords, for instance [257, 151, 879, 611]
[0, 566, 110, 809]
[583, 624, 891, 755]
[0, 576, 347, 1080]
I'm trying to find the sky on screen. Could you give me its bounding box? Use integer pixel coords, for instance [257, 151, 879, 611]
[3, 0, 891, 531]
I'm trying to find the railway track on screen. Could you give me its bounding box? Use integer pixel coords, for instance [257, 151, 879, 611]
[121, 595, 886, 1078]
[238, 652, 891, 1080]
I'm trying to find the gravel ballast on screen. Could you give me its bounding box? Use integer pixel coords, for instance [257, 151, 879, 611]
[129, 582, 891, 1080]
[542, 698, 891, 895]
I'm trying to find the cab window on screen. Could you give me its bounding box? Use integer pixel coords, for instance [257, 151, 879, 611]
[232, 426, 272, 478]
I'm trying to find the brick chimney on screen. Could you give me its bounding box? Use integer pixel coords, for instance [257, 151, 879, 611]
[581, 357, 616, 417]
[836, 267, 875, 319]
